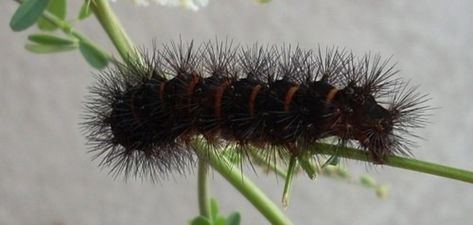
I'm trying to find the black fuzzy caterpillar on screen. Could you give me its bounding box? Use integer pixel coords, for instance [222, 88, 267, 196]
[83, 40, 428, 179]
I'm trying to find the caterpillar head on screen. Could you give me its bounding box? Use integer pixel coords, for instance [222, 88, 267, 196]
[334, 85, 422, 163]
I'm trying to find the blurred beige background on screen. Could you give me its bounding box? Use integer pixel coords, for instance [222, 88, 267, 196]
[1, 1, 473, 225]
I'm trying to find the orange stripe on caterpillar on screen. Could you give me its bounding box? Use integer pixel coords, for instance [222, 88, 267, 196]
[249, 84, 262, 117]
[214, 80, 231, 118]
[326, 87, 338, 103]
[284, 86, 299, 112]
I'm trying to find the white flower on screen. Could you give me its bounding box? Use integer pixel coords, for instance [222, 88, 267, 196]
[112, 0, 209, 11]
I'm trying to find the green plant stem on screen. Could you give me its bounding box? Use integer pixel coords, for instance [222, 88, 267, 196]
[193, 140, 293, 225]
[310, 143, 473, 183]
[197, 159, 210, 218]
[90, 0, 140, 65]
[13, 0, 114, 62]
[243, 143, 473, 184]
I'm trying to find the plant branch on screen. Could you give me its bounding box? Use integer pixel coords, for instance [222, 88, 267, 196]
[90, 0, 141, 65]
[197, 159, 211, 218]
[13, 0, 114, 62]
[193, 139, 294, 225]
[310, 143, 473, 183]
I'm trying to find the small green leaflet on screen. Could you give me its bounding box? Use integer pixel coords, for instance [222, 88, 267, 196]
[25, 43, 76, 54]
[78, 0, 93, 20]
[28, 33, 76, 46]
[188, 199, 241, 225]
[190, 216, 211, 225]
[224, 213, 240, 225]
[10, 0, 50, 31]
[79, 40, 109, 69]
[25, 33, 77, 54]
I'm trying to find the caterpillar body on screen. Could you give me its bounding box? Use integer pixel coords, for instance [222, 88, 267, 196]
[83, 40, 428, 179]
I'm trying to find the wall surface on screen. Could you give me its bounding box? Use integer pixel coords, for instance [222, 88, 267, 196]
[1, 1, 473, 225]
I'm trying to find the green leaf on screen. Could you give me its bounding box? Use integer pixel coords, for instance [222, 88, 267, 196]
[78, 0, 93, 20]
[189, 216, 211, 225]
[25, 43, 76, 54]
[10, 0, 50, 32]
[209, 199, 220, 222]
[225, 213, 241, 225]
[28, 33, 76, 46]
[79, 41, 109, 69]
[214, 216, 226, 225]
[38, 0, 67, 31]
